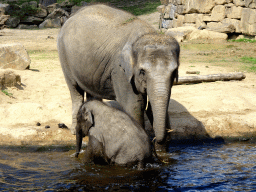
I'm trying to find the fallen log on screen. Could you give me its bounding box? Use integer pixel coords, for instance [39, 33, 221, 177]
[174, 72, 246, 85]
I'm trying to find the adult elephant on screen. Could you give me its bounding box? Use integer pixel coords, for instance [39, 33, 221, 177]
[57, 4, 180, 146]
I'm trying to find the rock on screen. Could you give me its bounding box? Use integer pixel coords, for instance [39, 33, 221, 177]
[39, 18, 61, 28]
[195, 14, 207, 29]
[45, 8, 69, 20]
[0, 15, 10, 29]
[157, 5, 165, 14]
[17, 24, 38, 29]
[34, 7, 48, 18]
[0, 3, 9, 16]
[47, 3, 60, 14]
[207, 22, 236, 33]
[20, 16, 43, 25]
[5, 16, 20, 28]
[233, 0, 246, 6]
[58, 123, 68, 129]
[29, 1, 38, 8]
[187, 29, 228, 40]
[175, 14, 184, 27]
[245, 0, 253, 7]
[176, 4, 185, 14]
[236, 34, 245, 39]
[59, 0, 75, 8]
[215, 0, 228, 4]
[40, 0, 57, 7]
[0, 69, 21, 89]
[184, 13, 197, 23]
[227, 6, 243, 19]
[222, 18, 242, 33]
[184, 0, 215, 13]
[164, 4, 177, 19]
[166, 26, 196, 42]
[211, 5, 225, 21]
[0, 43, 30, 70]
[241, 8, 256, 35]
[45, 125, 50, 128]
[36, 122, 41, 126]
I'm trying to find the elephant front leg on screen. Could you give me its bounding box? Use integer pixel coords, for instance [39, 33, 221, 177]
[112, 69, 146, 128]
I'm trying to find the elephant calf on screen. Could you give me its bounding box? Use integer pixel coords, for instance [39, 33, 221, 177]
[75, 100, 151, 169]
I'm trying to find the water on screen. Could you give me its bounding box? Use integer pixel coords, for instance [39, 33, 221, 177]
[1, 141, 256, 191]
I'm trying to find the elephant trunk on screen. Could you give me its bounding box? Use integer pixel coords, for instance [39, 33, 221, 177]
[147, 77, 171, 144]
[75, 127, 83, 157]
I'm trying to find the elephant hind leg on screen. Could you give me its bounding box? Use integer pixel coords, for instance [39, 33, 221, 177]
[64, 75, 84, 135]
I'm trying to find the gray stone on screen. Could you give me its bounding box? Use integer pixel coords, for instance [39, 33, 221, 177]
[164, 4, 177, 19]
[29, 1, 38, 8]
[233, 0, 246, 6]
[241, 8, 256, 35]
[195, 14, 207, 29]
[20, 16, 43, 25]
[187, 29, 228, 40]
[39, 18, 61, 28]
[162, 19, 173, 28]
[184, 13, 196, 23]
[0, 43, 31, 70]
[34, 7, 47, 18]
[47, 3, 60, 14]
[0, 69, 21, 89]
[227, 5, 243, 19]
[157, 5, 165, 14]
[5, 4, 21, 16]
[211, 5, 225, 21]
[222, 18, 242, 33]
[0, 15, 10, 26]
[207, 22, 236, 33]
[166, 26, 196, 42]
[176, 5, 185, 14]
[245, 0, 253, 7]
[6, 16, 20, 28]
[17, 24, 38, 29]
[45, 8, 69, 20]
[184, 0, 215, 13]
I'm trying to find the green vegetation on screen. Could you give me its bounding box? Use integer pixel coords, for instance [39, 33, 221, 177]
[240, 56, 256, 73]
[228, 38, 256, 43]
[121, 2, 161, 16]
[1, 89, 13, 97]
[3, 0, 161, 17]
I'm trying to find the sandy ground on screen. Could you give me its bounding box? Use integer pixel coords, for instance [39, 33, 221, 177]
[0, 12, 255, 146]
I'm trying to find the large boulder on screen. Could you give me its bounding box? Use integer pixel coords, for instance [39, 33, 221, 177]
[166, 26, 197, 42]
[0, 43, 30, 70]
[211, 5, 225, 21]
[20, 16, 43, 25]
[5, 16, 20, 28]
[38, 18, 61, 28]
[241, 8, 256, 35]
[184, 0, 215, 13]
[206, 22, 236, 33]
[187, 29, 228, 40]
[0, 69, 21, 89]
[0, 15, 9, 29]
[45, 8, 69, 20]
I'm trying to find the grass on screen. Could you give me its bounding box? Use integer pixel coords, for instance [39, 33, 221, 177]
[1, 89, 13, 97]
[228, 38, 256, 43]
[121, 2, 161, 16]
[240, 57, 256, 73]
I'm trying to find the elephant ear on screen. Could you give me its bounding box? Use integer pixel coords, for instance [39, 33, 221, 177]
[120, 43, 135, 83]
[84, 110, 94, 132]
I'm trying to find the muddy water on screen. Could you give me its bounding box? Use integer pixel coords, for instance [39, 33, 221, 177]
[1, 141, 256, 191]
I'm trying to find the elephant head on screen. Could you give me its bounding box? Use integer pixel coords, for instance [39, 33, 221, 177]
[75, 105, 94, 157]
[120, 34, 180, 144]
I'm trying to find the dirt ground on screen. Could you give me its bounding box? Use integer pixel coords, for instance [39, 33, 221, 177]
[0, 12, 255, 146]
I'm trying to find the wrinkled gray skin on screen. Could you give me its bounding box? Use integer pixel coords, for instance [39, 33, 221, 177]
[57, 4, 180, 145]
[75, 100, 151, 169]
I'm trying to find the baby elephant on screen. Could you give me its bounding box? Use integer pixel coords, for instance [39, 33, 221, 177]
[75, 100, 151, 169]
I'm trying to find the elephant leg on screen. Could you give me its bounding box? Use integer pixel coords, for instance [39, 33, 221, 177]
[112, 69, 146, 127]
[65, 76, 84, 135]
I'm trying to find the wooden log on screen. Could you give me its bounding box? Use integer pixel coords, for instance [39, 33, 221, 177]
[174, 72, 246, 85]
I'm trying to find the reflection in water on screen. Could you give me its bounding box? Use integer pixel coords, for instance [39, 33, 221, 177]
[1, 142, 256, 191]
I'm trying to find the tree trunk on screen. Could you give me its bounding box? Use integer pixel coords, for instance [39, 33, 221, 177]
[174, 72, 246, 85]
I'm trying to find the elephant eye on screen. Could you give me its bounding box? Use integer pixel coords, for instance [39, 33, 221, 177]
[139, 69, 145, 76]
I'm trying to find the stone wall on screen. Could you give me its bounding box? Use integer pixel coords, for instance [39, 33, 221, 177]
[0, 0, 87, 29]
[158, 0, 256, 36]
